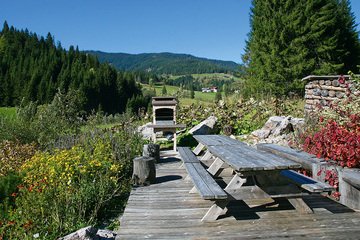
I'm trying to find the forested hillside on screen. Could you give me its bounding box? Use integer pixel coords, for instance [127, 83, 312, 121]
[0, 22, 144, 114]
[86, 51, 240, 75]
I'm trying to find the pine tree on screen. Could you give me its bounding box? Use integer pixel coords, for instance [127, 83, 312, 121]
[215, 89, 222, 103]
[190, 85, 195, 99]
[162, 84, 167, 96]
[244, 0, 360, 96]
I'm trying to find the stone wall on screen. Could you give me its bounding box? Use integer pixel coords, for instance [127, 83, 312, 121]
[302, 75, 354, 114]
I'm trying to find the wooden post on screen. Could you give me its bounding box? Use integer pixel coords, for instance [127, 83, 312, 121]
[143, 144, 160, 162]
[132, 156, 156, 186]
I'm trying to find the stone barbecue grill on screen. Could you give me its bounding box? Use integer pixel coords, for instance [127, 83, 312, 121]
[148, 97, 185, 151]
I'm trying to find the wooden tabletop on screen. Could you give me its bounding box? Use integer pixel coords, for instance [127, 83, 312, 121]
[194, 135, 301, 172]
[193, 135, 247, 146]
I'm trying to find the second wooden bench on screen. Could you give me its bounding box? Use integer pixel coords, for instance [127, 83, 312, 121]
[178, 147, 227, 200]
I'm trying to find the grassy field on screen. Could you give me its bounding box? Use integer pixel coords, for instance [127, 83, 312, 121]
[142, 84, 221, 106]
[169, 73, 242, 82]
[0, 107, 16, 119]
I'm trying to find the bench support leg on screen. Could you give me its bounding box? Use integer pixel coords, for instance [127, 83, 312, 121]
[225, 174, 247, 190]
[288, 197, 313, 214]
[202, 200, 229, 221]
[189, 186, 198, 194]
[193, 143, 205, 156]
[200, 150, 213, 161]
[207, 158, 226, 177]
[184, 174, 191, 182]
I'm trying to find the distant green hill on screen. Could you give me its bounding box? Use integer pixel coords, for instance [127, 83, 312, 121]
[85, 51, 240, 75]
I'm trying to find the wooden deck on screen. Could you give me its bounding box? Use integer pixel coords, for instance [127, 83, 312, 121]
[116, 153, 360, 239]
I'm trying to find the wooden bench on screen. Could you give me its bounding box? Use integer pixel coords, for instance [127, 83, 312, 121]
[178, 147, 227, 200]
[342, 169, 360, 189]
[256, 143, 322, 170]
[281, 170, 335, 193]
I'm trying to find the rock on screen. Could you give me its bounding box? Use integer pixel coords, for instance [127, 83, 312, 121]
[137, 122, 154, 140]
[321, 89, 329, 97]
[313, 88, 321, 96]
[252, 129, 271, 139]
[271, 117, 293, 137]
[332, 80, 340, 87]
[329, 90, 336, 97]
[96, 229, 116, 239]
[249, 116, 305, 147]
[189, 116, 217, 135]
[58, 226, 98, 240]
[336, 92, 345, 98]
[58, 227, 117, 240]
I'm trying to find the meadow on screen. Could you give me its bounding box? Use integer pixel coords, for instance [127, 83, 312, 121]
[142, 84, 219, 106]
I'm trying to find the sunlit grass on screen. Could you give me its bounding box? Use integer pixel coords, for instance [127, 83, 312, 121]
[0, 107, 16, 119]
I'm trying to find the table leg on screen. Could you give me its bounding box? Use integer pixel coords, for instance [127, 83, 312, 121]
[207, 157, 226, 177]
[202, 174, 248, 221]
[202, 200, 229, 221]
[200, 150, 213, 161]
[288, 197, 313, 214]
[193, 143, 205, 155]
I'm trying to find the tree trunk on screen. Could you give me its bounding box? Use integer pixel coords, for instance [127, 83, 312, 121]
[132, 156, 156, 186]
[143, 144, 160, 162]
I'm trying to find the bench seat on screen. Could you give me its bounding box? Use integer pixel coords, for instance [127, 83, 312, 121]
[342, 169, 360, 189]
[256, 143, 323, 170]
[178, 147, 227, 200]
[281, 170, 335, 193]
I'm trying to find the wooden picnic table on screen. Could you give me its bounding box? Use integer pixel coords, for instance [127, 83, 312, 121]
[191, 135, 325, 221]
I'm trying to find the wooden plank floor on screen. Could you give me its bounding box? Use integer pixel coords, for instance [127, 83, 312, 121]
[116, 153, 360, 239]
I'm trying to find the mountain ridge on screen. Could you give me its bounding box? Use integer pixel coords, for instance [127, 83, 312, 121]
[85, 51, 240, 75]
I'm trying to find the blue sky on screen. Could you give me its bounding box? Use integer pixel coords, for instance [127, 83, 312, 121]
[1, 0, 360, 63]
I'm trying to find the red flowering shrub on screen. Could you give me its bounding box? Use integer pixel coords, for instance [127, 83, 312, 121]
[303, 119, 360, 168]
[302, 74, 360, 168]
[299, 74, 360, 199]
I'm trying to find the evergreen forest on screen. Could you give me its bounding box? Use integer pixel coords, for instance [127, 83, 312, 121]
[0, 22, 146, 114]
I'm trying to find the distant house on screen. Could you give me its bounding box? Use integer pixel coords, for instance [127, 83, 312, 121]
[201, 87, 218, 93]
[210, 86, 218, 92]
[201, 88, 211, 93]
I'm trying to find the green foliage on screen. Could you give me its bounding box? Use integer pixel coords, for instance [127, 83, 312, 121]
[0, 173, 23, 221]
[166, 73, 240, 93]
[0, 23, 142, 114]
[126, 95, 151, 116]
[0, 107, 16, 119]
[0, 128, 143, 239]
[87, 51, 240, 75]
[0, 90, 85, 146]
[244, 0, 360, 96]
[214, 91, 222, 103]
[161, 84, 167, 96]
[178, 97, 304, 136]
[177, 133, 198, 148]
[190, 87, 195, 99]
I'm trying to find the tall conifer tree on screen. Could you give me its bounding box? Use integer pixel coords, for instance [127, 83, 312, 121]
[244, 0, 360, 96]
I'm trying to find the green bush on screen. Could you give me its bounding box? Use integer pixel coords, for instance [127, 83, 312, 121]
[177, 97, 304, 137]
[0, 90, 85, 147]
[0, 128, 143, 239]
